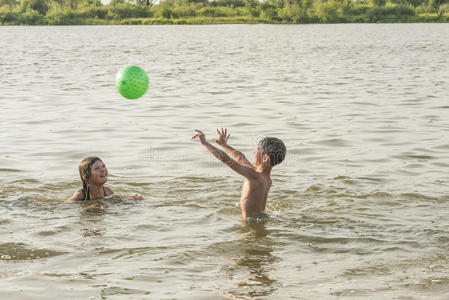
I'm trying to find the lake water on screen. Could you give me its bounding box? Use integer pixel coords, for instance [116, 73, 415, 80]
[1, 24, 449, 299]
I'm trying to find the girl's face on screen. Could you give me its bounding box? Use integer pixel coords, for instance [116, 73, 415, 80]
[88, 160, 108, 185]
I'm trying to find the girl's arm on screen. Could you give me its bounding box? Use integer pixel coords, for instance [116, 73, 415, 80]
[68, 189, 83, 202]
[105, 186, 114, 196]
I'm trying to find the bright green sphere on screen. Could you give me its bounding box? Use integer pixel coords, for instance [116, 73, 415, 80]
[115, 66, 149, 99]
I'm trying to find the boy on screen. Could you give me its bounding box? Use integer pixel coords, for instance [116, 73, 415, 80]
[192, 128, 286, 220]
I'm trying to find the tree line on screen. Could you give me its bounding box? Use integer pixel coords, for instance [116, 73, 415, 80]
[1, 0, 448, 25]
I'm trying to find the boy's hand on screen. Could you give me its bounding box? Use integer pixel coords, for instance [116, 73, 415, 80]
[213, 128, 230, 146]
[192, 129, 208, 145]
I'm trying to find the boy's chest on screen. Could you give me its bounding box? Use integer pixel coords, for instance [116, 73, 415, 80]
[243, 177, 271, 193]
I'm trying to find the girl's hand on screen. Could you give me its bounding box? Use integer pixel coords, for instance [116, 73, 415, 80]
[84, 203, 101, 210]
[213, 128, 230, 146]
[130, 193, 144, 200]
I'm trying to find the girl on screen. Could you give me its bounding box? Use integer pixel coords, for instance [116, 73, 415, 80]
[70, 157, 114, 202]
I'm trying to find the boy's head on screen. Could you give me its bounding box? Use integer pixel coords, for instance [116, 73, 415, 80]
[256, 137, 286, 167]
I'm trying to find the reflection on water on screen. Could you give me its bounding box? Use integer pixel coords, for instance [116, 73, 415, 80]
[224, 222, 278, 299]
[78, 195, 141, 237]
[79, 201, 107, 237]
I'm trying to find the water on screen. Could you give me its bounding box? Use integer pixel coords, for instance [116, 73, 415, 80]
[1, 24, 449, 299]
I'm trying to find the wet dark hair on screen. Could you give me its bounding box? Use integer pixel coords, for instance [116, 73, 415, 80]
[79, 157, 103, 201]
[258, 137, 286, 166]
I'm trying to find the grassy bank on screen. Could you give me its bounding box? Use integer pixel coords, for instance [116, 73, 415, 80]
[1, 0, 448, 25]
[90, 14, 449, 24]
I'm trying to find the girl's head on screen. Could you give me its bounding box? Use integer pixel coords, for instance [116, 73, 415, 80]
[79, 157, 108, 200]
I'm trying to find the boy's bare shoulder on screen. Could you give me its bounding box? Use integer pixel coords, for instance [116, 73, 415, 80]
[236, 163, 262, 179]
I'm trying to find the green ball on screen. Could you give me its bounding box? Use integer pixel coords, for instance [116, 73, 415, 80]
[115, 66, 149, 99]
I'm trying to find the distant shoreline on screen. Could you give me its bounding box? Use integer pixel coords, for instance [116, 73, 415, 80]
[1, 1, 448, 26]
[1, 15, 448, 25]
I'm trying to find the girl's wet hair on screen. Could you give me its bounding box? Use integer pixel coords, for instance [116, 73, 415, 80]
[258, 137, 286, 166]
[79, 157, 103, 201]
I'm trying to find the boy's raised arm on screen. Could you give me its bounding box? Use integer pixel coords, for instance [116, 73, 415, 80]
[212, 128, 253, 168]
[192, 130, 258, 179]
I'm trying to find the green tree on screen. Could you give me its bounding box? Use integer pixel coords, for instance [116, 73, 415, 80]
[269, 0, 287, 9]
[20, 7, 41, 23]
[429, 0, 449, 14]
[315, 0, 342, 22]
[45, 2, 66, 23]
[0, 0, 18, 7]
[278, 3, 309, 22]
[65, 0, 79, 9]
[210, 0, 245, 7]
[439, 3, 449, 15]
[109, 0, 125, 5]
[20, 0, 48, 14]
[391, 0, 425, 7]
[370, 0, 386, 6]
[0, 5, 17, 24]
[244, 0, 259, 17]
[186, 0, 207, 5]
